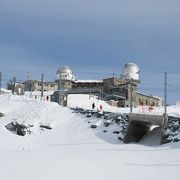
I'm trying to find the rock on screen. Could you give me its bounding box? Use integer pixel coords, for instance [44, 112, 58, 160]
[96, 112, 103, 118]
[173, 138, 180, 142]
[5, 121, 29, 136]
[163, 138, 172, 144]
[104, 122, 110, 127]
[0, 112, 4, 117]
[40, 124, 52, 130]
[86, 113, 92, 118]
[118, 136, 123, 141]
[162, 133, 170, 139]
[91, 125, 97, 129]
[114, 117, 121, 123]
[113, 131, 120, 134]
[103, 130, 108, 133]
[80, 109, 86, 114]
[173, 125, 179, 132]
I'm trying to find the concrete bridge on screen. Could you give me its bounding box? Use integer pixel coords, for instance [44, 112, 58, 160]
[124, 113, 166, 146]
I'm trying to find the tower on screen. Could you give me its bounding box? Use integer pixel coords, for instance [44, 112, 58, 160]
[123, 62, 140, 107]
[56, 66, 75, 90]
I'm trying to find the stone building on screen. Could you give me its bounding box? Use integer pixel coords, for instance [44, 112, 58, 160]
[73, 80, 103, 89]
[56, 66, 75, 90]
[7, 81, 25, 95]
[102, 63, 163, 107]
[23, 80, 58, 92]
[51, 63, 163, 107]
[103, 77, 139, 107]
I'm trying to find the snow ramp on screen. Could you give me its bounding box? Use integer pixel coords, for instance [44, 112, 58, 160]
[124, 114, 164, 146]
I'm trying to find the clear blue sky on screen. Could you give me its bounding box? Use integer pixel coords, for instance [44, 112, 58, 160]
[0, 0, 180, 104]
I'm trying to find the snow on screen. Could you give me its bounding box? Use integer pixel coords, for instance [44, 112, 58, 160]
[0, 93, 180, 180]
[68, 94, 180, 117]
[1, 88, 11, 94]
[75, 79, 103, 83]
[24, 90, 54, 100]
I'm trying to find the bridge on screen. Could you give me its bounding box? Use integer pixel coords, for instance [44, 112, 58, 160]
[124, 113, 167, 146]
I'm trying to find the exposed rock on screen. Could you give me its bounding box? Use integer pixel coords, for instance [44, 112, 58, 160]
[0, 112, 4, 117]
[173, 138, 180, 142]
[86, 113, 92, 118]
[96, 112, 103, 118]
[118, 136, 123, 141]
[5, 121, 30, 136]
[40, 124, 52, 130]
[113, 131, 120, 134]
[162, 116, 180, 144]
[91, 125, 97, 129]
[104, 122, 110, 127]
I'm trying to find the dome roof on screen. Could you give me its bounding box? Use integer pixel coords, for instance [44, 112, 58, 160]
[56, 66, 75, 82]
[60, 66, 73, 74]
[123, 63, 140, 80]
[123, 63, 140, 74]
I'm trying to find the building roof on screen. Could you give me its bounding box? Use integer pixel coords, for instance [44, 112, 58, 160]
[104, 94, 126, 101]
[137, 92, 161, 100]
[75, 80, 103, 83]
[23, 80, 57, 84]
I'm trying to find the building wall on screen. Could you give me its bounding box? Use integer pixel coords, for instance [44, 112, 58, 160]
[51, 91, 68, 106]
[137, 93, 163, 107]
[62, 80, 74, 90]
[7, 82, 25, 95]
[102, 77, 162, 107]
[23, 80, 58, 92]
[73, 82, 103, 89]
[50, 76, 163, 108]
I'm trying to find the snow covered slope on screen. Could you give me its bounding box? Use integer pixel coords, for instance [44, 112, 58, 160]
[68, 94, 180, 117]
[0, 94, 180, 180]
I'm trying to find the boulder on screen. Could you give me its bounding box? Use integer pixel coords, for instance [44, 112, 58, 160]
[91, 125, 97, 129]
[5, 121, 29, 136]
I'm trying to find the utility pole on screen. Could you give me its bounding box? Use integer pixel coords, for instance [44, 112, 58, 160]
[0, 72, 2, 95]
[30, 78, 32, 98]
[164, 72, 168, 127]
[13, 76, 16, 95]
[57, 68, 62, 105]
[28, 71, 32, 98]
[41, 73, 44, 100]
[89, 88, 91, 99]
[130, 78, 133, 113]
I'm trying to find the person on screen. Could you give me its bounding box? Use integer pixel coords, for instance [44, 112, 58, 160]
[100, 104, 103, 112]
[46, 96, 49, 101]
[92, 102, 95, 110]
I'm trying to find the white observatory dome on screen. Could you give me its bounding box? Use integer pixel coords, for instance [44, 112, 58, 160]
[61, 66, 73, 74]
[57, 66, 75, 81]
[123, 63, 140, 81]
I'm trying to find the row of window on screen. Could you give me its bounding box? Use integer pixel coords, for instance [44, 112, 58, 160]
[37, 83, 56, 88]
[139, 98, 158, 106]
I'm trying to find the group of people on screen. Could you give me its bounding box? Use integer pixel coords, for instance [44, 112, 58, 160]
[92, 102, 103, 112]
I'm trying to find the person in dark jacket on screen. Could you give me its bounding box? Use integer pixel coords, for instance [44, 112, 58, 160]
[92, 102, 95, 110]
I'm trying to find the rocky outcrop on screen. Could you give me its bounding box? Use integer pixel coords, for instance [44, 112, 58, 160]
[162, 116, 180, 144]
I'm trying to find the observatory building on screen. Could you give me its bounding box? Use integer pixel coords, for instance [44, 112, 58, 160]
[52, 63, 163, 107]
[103, 63, 163, 107]
[123, 62, 140, 81]
[56, 66, 75, 90]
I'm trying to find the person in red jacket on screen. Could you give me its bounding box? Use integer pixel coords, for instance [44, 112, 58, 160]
[100, 104, 103, 112]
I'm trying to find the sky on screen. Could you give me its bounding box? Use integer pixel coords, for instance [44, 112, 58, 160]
[0, 0, 180, 103]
